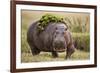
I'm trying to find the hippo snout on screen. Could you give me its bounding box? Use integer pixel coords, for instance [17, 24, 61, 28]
[54, 41, 65, 48]
[53, 39, 66, 51]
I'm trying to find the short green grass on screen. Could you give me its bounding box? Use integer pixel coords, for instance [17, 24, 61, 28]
[21, 50, 90, 63]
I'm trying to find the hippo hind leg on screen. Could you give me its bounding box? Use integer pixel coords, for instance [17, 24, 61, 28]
[30, 45, 40, 56]
[66, 45, 75, 59]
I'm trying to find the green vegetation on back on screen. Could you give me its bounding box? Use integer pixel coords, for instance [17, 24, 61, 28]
[37, 14, 65, 33]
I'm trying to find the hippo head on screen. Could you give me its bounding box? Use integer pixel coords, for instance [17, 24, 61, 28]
[53, 23, 68, 52]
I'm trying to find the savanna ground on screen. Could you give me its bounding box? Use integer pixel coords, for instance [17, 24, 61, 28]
[21, 11, 90, 62]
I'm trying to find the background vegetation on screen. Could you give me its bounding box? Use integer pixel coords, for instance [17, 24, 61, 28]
[21, 11, 90, 62]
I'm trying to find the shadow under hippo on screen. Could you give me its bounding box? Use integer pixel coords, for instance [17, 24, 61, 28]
[27, 21, 75, 59]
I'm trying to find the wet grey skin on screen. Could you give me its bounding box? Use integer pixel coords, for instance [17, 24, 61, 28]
[27, 21, 75, 59]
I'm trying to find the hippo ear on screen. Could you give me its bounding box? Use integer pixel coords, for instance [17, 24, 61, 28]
[65, 28, 68, 31]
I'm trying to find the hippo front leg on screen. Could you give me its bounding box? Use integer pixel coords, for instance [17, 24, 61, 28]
[52, 51, 58, 58]
[65, 44, 75, 59]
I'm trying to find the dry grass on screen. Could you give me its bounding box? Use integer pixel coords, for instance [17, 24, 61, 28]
[21, 50, 89, 63]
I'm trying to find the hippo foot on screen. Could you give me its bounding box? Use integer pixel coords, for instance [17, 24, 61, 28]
[31, 49, 40, 56]
[65, 56, 71, 60]
[52, 51, 58, 58]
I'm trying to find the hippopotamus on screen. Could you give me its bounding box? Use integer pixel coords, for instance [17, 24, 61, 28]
[27, 21, 75, 59]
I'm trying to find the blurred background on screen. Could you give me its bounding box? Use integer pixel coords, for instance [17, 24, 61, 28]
[21, 10, 90, 62]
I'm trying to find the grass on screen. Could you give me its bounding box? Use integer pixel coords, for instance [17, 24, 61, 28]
[21, 50, 90, 62]
[72, 33, 90, 52]
[21, 11, 90, 63]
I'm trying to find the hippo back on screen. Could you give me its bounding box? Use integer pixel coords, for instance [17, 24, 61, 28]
[27, 21, 56, 51]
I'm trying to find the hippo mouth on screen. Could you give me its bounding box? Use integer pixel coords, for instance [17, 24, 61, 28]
[53, 42, 66, 52]
[53, 48, 66, 52]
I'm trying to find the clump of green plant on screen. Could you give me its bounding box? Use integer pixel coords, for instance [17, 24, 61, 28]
[37, 14, 65, 33]
[72, 33, 90, 52]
